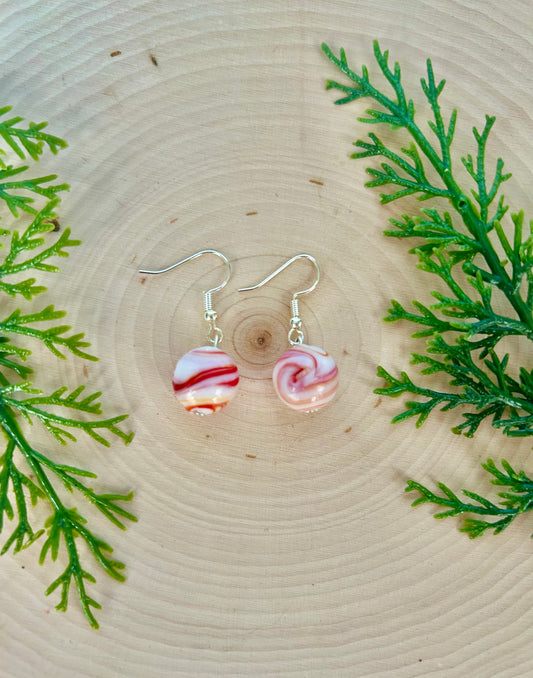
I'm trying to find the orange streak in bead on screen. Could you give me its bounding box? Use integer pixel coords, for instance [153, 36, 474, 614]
[185, 403, 220, 412]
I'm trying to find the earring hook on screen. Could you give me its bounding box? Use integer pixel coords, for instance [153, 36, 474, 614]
[238, 254, 320, 298]
[139, 249, 230, 347]
[139, 249, 231, 296]
[238, 254, 320, 345]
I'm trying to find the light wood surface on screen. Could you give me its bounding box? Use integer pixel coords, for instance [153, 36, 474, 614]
[1, 1, 532, 676]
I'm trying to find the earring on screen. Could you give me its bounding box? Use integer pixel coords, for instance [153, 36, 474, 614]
[239, 254, 338, 413]
[140, 250, 239, 415]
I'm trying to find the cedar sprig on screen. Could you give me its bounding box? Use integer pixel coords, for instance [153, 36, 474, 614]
[0, 306, 96, 361]
[0, 105, 67, 162]
[0, 108, 136, 627]
[406, 458, 533, 537]
[3, 383, 133, 447]
[323, 40, 532, 536]
[0, 199, 81, 298]
[322, 40, 533, 441]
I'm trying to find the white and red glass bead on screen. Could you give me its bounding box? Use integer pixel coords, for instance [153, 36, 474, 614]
[172, 346, 239, 414]
[272, 343, 338, 412]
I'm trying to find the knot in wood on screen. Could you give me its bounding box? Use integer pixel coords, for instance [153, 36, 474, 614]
[231, 313, 286, 369]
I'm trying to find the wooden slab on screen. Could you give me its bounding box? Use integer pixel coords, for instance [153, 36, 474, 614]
[1, 1, 532, 676]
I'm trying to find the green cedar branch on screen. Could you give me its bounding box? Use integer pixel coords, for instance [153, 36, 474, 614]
[0, 394, 135, 629]
[406, 459, 533, 537]
[2, 384, 133, 447]
[0, 200, 80, 300]
[0, 111, 136, 627]
[323, 40, 533, 444]
[322, 40, 533, 335]
[0, 306, 96, 361]
[0, 106, 68, 163]
[0, 166, 69, 218]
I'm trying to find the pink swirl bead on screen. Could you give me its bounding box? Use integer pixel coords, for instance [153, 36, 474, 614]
[172, 346, 239, 415]
[272, 343, 338, 412]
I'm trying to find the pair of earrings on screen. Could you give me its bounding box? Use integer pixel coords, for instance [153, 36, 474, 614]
[140, 250, 339, 415]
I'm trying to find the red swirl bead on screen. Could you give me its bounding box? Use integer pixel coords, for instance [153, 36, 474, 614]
[272, 343, 338, 412]
[172, 346, 239, 415]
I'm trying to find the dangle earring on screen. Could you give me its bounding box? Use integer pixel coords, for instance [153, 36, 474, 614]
[140, 250, 239, 415]
[239, 254, 338, 413]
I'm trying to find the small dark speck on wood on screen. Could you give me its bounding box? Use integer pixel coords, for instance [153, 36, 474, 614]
[169, 217, 178, 223]
[246, 211, 258, 216]
[83, 364, 88, 378]
[344, 426, 352, 433]
[110, 50, 122, 57]
[374, 397, 383, 408]
[309, 179, 324, 186]
[246, 454, 256, 459]
[149, 53, 158, 66]
[140, 276, 147, 284]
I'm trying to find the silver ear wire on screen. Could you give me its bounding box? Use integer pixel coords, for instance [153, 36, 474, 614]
[140, 249, 230, 346]
[238, 254, 320, 345]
